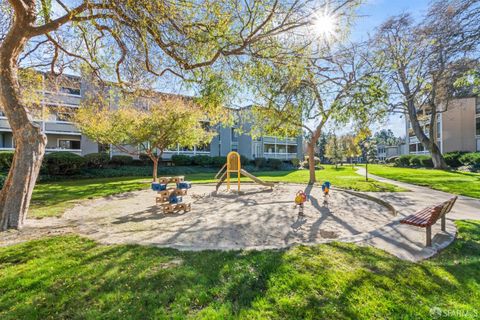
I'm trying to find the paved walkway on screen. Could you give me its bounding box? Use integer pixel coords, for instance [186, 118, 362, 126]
[353, 168, 480, 261]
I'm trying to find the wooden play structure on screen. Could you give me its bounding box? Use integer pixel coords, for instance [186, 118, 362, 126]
[215, 151, 275, 191]
[151, 176, 192, 214]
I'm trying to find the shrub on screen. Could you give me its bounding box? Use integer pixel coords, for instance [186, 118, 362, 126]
[211, 156, 227, 167]
[459, 152, 480, 167]
[304, 155, 321, 166]
[419, 156, 433, 168]
[254, 157, 267, 169]
[110, 155, 134, 166]
[407, 155, 433, 168]
[443, 151, 468, 168]
[395, 155, 415, 167]
[385, 156, 397, 164]
[267, 158, 283, 170]
[291, 158, 300, 168]
[0, 151, 14, 171]
[43, 152, 85, 175]
[131, 159, 144, 166]
[191, 155, 212, 166]
[84, 152, 109, 168]
[0, 174, 5, 189]
[240, 155, 249, 166]
[171, 154, 193, 166]
[139, 154, 153, 165]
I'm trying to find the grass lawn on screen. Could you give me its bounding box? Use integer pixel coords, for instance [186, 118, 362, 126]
[30, 166, 402, 218]
[1, 220, 479, 319]
[366, 164, 480, 199]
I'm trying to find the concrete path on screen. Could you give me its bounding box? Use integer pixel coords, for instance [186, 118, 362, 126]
[353, 167, 480, 261]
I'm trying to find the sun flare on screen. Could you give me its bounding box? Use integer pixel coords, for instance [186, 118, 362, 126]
[312, 13, 336, 39]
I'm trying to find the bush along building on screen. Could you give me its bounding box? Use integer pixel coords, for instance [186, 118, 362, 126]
[0, 73, 303, 163]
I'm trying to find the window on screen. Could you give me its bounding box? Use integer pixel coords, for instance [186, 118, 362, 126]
[287, 145, 297, 154]
[476, 117, 480, 136]
[231, 128, 239, 142]
[58, 139, 80, 150]
[409, 144, 416, 152]
[60, 87, 81, 96]
[476, 97, 480, 114]
[196, 143, 210, 152]
[264, 143, 275, 153]
[417, 143, 424, 152]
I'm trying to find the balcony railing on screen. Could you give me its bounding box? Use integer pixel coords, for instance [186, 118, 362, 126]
[42, 91, 81, 107]
[263, 152, 298, 160]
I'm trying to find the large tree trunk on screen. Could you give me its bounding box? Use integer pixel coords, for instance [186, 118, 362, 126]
[306, 126, 322, 184]
[152, 158, 158, 182]
[406, 100, 447, 169]
[307, 141, 316, 184]
[0, 8, 47, 230]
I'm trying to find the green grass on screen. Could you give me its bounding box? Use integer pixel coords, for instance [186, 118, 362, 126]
[30, 166, 402, 218]
[1, 220, 479, 319]
[366, 164, 480, 198]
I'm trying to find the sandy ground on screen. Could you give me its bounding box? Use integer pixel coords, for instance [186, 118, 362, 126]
[1, 183, 394, 250]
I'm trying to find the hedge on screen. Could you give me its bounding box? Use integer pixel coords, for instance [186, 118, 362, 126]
[43, 151, 85, 175]
[395, 155, 415, 167]
[459, 152, 480, 167]
[110, 155, 134, 166]
[254, 157, 267, 169]
[409, 155, 433, 168]
[191, 155, 212, 166]
[171, 154, 193, 166]
[211, 156, 227, 167]
[443, 151, 468, 168]
[267, 158, 283, 170]
[84, 152, 109, 168]
[0, 151, 14, 171]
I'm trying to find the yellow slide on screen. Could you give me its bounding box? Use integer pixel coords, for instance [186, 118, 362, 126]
[215, 152, 274, 191]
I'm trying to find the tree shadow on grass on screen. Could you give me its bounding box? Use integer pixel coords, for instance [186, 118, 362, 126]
[0, 236, 286, 319]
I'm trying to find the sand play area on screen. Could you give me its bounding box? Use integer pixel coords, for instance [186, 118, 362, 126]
[36, 183, 393, 250]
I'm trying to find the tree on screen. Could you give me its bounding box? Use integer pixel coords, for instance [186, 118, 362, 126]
[341, 134, 361, 166]
[75, 95, 212, 181]
[373, 129, 401, 146]
[325, 133, 344, 168]
[250, 44, 387, 183]
[373, 0, 480, 169]
[317, 132, 329, 163]
[0, 0, 317, 230]
[360, 137, 377, 181]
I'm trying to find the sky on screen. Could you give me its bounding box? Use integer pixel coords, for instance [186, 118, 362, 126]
[350, 0, 431, 137]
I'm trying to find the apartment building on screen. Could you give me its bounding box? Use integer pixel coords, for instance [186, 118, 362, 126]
[406, 96, 480, 154]
[0, 74, 98, 155]
[376, 143, 407, 161]
[0, 73, 303, 161]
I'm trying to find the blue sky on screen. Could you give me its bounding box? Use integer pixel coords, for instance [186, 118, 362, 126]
[350, 0, 431, 137]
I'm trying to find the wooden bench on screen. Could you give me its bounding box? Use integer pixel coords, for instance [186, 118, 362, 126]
[400, 197, 457, 246]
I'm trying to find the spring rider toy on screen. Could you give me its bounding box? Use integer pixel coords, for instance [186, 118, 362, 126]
[321, 181, 331, 205]
[294, 190, 308, 215]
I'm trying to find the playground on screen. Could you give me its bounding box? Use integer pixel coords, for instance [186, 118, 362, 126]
[55, 183, 392, 250]
[10, 152, 393, 250]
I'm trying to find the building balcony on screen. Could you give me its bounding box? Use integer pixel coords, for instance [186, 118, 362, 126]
[263, 136, 298, 144]
[0, 118, 81, 135]
[42, 91, 82, 107]
[0, 147, 82, 155]
[263, 152, 298, 160]
[44, 121, 81, 135]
